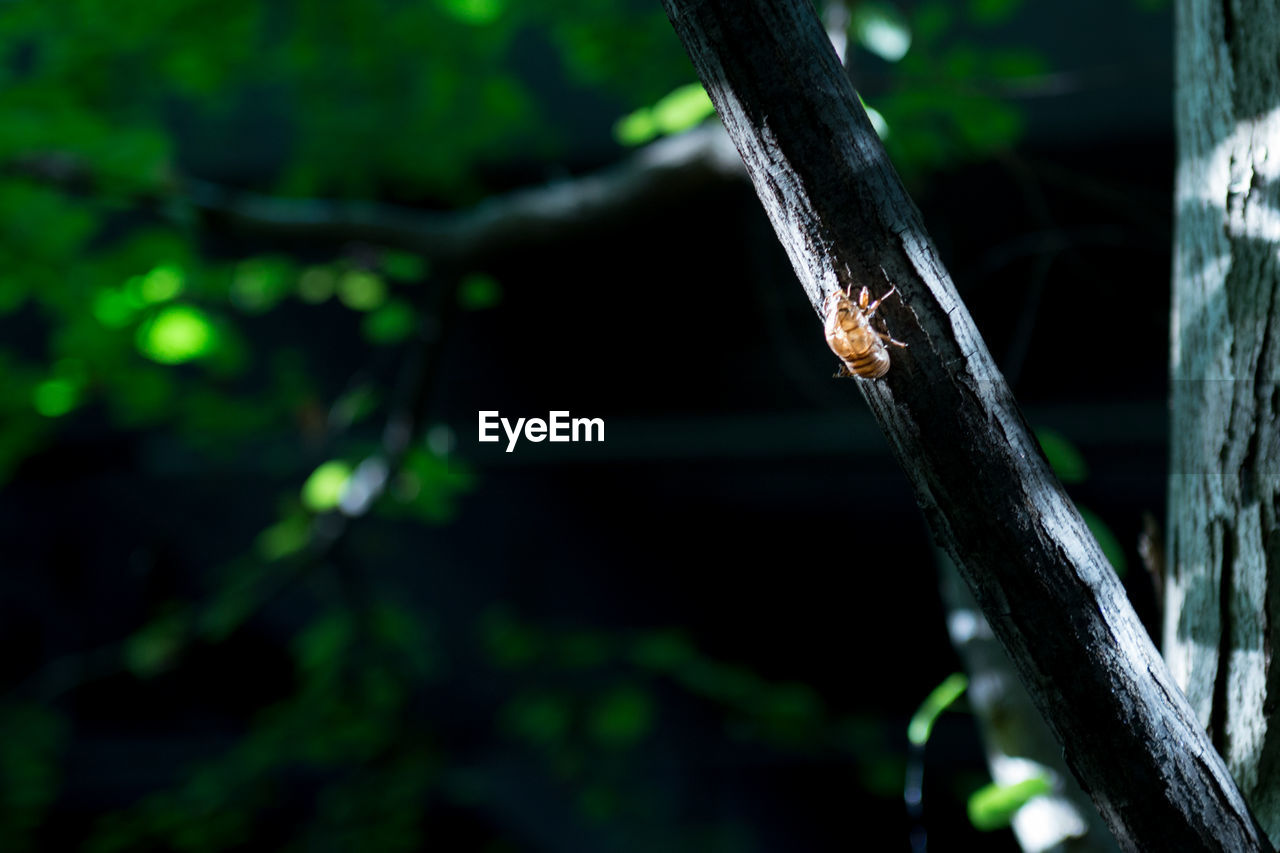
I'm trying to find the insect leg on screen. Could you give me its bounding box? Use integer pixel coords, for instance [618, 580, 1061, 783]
[877, 330, 909, 348]
[865, 286, 898, 315]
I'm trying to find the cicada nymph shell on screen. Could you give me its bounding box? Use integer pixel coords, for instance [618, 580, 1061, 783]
[823, 283, 907, 379]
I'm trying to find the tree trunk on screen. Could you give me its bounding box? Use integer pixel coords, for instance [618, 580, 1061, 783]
[660, 0, 1271, 849]
[1168, 0, 1280, 841]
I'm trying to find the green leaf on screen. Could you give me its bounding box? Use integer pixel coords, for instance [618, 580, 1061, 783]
[1034, 428, 1088, 483]
[361, 299, 417, 344]
[135, 305, 218, 365]
[650, 82, 715, 135]
[337, 270, 387, 311]
[31, 380, 75, 418]
[300, 460, 353, 512]
[32, 376, 81, 418]
[134, 264, 184, 304]
[968, 776, 1052, 830]
[1078, 505, 1128, 578]
[907, 672, 967, 746]
[615, 82, 714, 146]
[859, 95, 891, 139]
[613, 108, 658, 146]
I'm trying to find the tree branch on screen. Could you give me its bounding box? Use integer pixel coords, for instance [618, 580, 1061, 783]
[660, 1, 1271, 850]
[186, 125, 743, 261]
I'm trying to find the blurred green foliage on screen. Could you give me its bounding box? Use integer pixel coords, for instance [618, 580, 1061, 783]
[483, 611, 903, 798]
[1079, 505, 1129, 578]
[967, 776, 1053, 831]
[1035, 427, 1089, 484]
[0, 703, 66, 852]
[614, 82, 716, 146]
[863, 0, 1043, 181]
[907, 672, 967, 747]
[1036, 428, 1129, 577]
[0, 0, 1047, 483]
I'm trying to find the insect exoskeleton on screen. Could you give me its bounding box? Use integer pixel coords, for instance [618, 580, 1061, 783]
[823, 283, 908, 379]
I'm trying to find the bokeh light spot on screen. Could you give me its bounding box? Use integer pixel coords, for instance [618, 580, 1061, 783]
[138, 264, 184, 303]
[301, 460, 353, 512]
[297, 266, 336, 303]
[439, 0, 504, 25]
[136, 305, 217, 364]
[93, 288, 142, 328]
[33, 379, 79, 417]
[338, 271, 387, 311]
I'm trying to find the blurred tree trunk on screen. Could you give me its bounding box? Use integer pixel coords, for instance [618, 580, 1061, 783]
[1167, 0, 1280, 843]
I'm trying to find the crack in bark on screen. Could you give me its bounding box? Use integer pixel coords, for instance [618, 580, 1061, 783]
[1242, 426, 1261, 504]
[1213, 519, 1236, 753]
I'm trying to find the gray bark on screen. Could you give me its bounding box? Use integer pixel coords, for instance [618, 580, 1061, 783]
[1168, 0, 1280, 841]
[938, 551, 1119, 853]
[661, 0, 1271, 849]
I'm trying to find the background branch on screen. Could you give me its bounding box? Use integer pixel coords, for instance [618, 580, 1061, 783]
[185, 126, 744, 261]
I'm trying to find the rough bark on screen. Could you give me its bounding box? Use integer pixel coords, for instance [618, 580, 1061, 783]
[938, 551, 1119, 853]
[660, 0, 1271, 850]
[1169, 0, 1280, 841]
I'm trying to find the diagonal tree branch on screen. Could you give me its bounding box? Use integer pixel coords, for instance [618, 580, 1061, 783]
[659, 1, 1271, 851]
